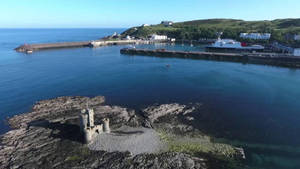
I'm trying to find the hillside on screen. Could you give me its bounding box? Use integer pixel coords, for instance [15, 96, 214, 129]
[122, 18, 300, 45]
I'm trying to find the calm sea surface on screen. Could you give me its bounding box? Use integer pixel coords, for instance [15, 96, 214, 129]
[0, 29, 300, 169]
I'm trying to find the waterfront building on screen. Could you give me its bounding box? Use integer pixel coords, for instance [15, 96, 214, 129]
[150, 34, 168, 40]
[271, 42, 294, 53]
[112, 32, 117, 36]
[295, 35, 300, 40]
[285, 34, 300, 41]
[294, 49, 300, 56]
[170, 38, 176, 42]
[161, 21, 173, 26]
[125, 35, 132, 40]
[240, 33, 271, 40]
[111, 32, 121, 39]
[270, 42, 300, 56]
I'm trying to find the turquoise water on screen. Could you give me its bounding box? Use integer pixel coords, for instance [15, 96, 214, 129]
[1, 29, 300, 169]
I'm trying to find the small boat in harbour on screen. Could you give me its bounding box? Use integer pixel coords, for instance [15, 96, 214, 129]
[26, 50, 33, 54]
[205, 38, 264, 52]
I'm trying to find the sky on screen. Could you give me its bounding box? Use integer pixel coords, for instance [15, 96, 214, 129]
[0, 0, 299, 28]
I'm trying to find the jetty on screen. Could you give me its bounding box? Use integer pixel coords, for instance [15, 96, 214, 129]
[120, 48, 300, 68]
[15, 41, 91, 53]
[15, 40, 152, 53]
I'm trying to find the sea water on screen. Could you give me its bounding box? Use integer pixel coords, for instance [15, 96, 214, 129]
[0, 29, 300, 169]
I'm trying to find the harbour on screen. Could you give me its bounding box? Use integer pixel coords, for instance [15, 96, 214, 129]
[1, 29, 300, 169]
[2, 0, 300, 167]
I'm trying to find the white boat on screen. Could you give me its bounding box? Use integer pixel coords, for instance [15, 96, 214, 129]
[206, 38, 264, 52]
[26, 50, 33, 54]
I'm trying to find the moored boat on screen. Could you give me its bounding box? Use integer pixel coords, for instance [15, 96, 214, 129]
[206, 38, 264, 52]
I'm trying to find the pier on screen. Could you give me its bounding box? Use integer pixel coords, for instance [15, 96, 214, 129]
[120, 48, 300, 68]
[15, 41, 91, 53]
[15, 40, 152, 53]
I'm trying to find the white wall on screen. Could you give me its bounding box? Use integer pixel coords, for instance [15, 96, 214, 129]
[240, 33, 271, 40]
[151, 35, 168, 40]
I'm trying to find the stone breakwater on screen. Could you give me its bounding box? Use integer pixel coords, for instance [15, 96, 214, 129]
[15, 41, 91, 53]
[14, 40, 158, 53]
[0, 96, 246, 169]
[120, 48, 300, 68]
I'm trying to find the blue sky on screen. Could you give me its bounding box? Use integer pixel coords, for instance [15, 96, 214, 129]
[0, 0, 299, 28]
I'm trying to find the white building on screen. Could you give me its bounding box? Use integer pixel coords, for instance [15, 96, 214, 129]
[294, 48, 300, 56]
[285, 34, 300, 41]
[125, 35, 132, 40]
[170, 38, 176, 42]
[294, 35, 300, 41]
[161, 21, 173, 26]
[112, 32, 117, 36]
[150, 34, 168, 40]
[142, 24, 150, 27]
[240, 33, 271, 40]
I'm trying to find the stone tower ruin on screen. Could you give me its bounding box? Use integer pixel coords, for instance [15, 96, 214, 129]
[79, 109, 110, 143]
[103, 118, 110, 133]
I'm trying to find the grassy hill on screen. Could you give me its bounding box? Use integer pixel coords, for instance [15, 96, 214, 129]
[122, 18, 300, 45]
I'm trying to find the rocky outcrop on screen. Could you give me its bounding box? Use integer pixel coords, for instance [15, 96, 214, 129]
[142, 103, 203, 133]
[0, 96, 244, 169]
[9, 96, 105, 129]
[143, 103, 196, 123]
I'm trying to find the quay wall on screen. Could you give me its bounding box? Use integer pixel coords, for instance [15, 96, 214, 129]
[15, 41, 91, 52]
[15, 39, 168, 53]
[120, 48, 300, 68]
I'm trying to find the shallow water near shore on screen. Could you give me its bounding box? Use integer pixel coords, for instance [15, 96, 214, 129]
[1, 29, 300, 169]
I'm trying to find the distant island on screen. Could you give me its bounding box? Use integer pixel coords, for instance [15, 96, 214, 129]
[121, 18, 300, 47]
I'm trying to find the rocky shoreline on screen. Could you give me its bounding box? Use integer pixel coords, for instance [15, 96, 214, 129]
[0, 96, 246, 169]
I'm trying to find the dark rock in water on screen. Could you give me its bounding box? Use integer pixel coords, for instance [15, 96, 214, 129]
[0, 96, 245, 169]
